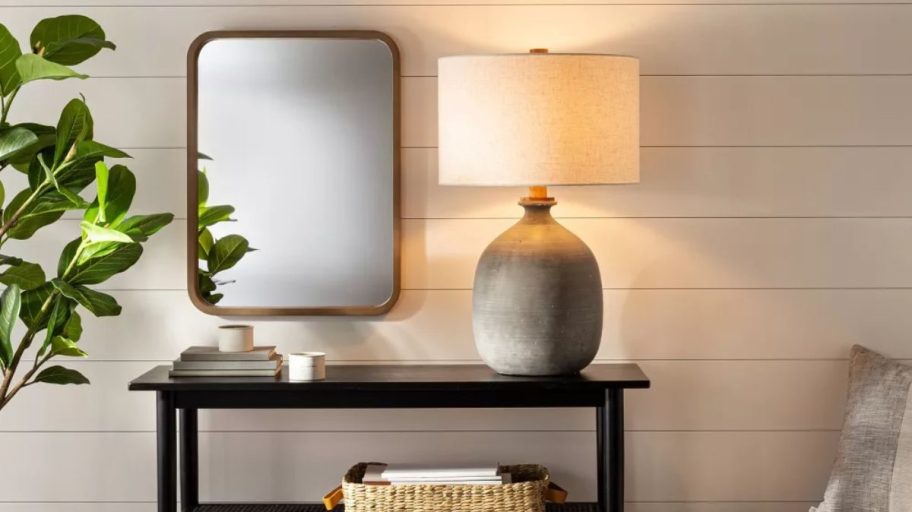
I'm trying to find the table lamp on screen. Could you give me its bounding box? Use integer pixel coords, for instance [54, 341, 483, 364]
[438, 50, 639, 376]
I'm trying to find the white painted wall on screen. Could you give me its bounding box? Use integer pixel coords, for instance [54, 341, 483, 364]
[2, 1, 911, 510]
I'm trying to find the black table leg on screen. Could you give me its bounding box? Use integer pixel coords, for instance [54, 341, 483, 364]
[596, 388, 625, 512]
[180, 408, 199, 511]
[157, 391, 177, 512]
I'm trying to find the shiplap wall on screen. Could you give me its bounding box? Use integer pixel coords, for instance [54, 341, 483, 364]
[1, 1, 911, 511]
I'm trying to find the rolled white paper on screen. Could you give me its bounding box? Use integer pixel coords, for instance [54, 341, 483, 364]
[218, 325, 254, 352]
[289, 352, 326, 381]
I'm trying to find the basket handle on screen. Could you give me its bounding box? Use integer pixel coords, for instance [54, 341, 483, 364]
[545, 482, 568, 504]
[323, 485, 343, 510]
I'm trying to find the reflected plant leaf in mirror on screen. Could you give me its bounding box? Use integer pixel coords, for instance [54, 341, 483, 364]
[196, 154, 254, 305]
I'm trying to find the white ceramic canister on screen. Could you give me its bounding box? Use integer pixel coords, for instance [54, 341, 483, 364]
[289, 352, 326, 381]
[218, 325, 254, 352]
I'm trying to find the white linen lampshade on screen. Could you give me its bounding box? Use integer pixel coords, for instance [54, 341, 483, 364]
[438, 52, 639, 187]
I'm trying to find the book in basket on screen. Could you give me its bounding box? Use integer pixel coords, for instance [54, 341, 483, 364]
[362, 463, 510, 485]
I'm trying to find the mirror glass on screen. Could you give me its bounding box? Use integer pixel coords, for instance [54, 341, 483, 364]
[190, 33, 399, 315]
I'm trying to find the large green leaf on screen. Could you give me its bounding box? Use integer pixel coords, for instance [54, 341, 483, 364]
[0, 283, 21, 368]
[2, 190, 66, 240]
[2, 188, 72, 240]
[50, 336, 87, 357]
[207, 234, 250, 275]
[51, 279, 120, 316]
[33, 365, 89, 385]
[198, 205, 234, 229]
[16, 54, 87, 85]
[0, 24, 22, 96]
[0, 127, 37, 162]
[77, 224, 133, 266]
[75, 140, 129, 161]
[30, 15, 114, 66]
[83, 164, 134, 225]
[19, 281, 53, 330]
[0, 261, 46, 290]
[54, 98, 93, 167]
[68, 243, 142, 285]
[81, 221, 133, 245]
[117, 213, 174, 242]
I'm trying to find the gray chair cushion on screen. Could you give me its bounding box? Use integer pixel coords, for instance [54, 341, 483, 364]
[812, 345, 912, 512]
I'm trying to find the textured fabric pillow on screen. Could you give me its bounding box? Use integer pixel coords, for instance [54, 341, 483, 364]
[812, 345, 912, 512]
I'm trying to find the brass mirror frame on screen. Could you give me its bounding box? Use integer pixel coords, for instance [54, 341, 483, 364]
[186, 30, 401, 316]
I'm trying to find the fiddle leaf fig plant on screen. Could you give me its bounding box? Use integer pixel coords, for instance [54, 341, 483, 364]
[196, 154, 253, 305]
[0, 15, 174, 412]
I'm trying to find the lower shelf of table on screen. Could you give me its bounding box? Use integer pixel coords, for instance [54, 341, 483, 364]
[192, 503, 598, 511]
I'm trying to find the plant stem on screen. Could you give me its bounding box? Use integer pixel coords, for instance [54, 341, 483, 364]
[0, 346, 51, 410]
[0, 86, 20, 127]
[0, 287, 59, 409]
[0, 330, 35, 405]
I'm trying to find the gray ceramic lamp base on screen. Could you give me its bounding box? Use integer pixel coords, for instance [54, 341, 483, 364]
[472, 197, 603, 376]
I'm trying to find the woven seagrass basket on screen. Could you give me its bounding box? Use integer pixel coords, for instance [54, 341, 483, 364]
[323, 463, 567, 512]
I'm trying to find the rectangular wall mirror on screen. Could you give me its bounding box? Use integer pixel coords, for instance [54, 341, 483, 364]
[187, 31, 400, 316]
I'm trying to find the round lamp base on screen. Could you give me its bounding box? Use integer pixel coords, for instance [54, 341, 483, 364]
[472, 199, 603, 376]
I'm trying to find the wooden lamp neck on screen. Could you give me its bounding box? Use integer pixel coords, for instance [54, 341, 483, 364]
[527, 186, 549, 199]
[521, 186, 556, 207]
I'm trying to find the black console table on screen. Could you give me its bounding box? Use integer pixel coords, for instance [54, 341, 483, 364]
[129, 364, 649, 512]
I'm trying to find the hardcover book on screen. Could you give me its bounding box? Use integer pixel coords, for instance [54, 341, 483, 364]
[179, 346, 276, 361]
[168, 366, 281, 378]
[172, 355, 282, 371]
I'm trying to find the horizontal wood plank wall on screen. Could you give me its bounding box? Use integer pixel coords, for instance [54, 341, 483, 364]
[0, 1, 907, 510]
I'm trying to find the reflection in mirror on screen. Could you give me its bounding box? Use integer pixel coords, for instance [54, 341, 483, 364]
[189, 33, 399, 315]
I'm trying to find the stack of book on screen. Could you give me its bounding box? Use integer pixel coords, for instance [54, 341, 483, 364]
[362, 464, 511, 486]
[169, 346, 282, 377]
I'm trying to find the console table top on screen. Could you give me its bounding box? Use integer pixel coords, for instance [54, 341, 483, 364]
[129, 363, 649, 392]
